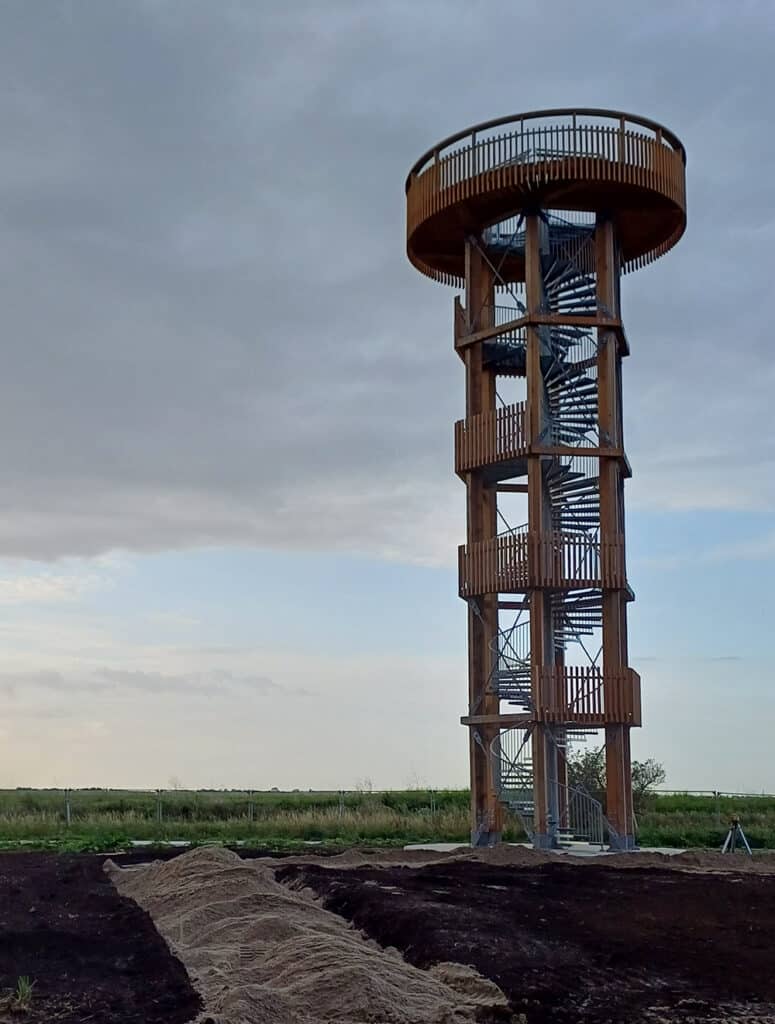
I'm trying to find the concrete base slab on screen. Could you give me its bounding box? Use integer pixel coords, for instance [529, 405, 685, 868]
[403, 842, 687, 857]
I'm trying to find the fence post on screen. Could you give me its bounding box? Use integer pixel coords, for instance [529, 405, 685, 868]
[156, 789, 163, 825]
[714, 790, 721, 828]
[248, 790, 254, 823]
[338, 790, 345, 818]
[65, 789, 71, 828]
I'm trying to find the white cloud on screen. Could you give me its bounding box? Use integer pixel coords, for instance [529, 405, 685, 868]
[0, 571, 99, 605]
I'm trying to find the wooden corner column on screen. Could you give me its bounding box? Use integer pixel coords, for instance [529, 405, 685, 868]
[464, 239, 502, 845]
[596, 215, 636, 849]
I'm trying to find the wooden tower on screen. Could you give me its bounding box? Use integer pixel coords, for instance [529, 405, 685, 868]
[405, 109, 686, 849]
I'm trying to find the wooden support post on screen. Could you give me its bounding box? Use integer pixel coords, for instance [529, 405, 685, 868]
[463, 239, 502, 844]
[596, 216, 635, 847]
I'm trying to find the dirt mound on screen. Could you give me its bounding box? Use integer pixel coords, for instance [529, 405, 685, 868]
[107, 846, 511, 1024]
[284, 858, 775, 1022]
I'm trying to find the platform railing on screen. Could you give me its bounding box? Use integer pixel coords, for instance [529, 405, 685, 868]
[458, 530, 625, 595]
[535, 666, 642, 725]
[407, 108, 686, 278]
[454, 402, 528, 472]
[408, 108, 684, 182]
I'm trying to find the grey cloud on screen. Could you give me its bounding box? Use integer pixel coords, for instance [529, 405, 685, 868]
[0, 2, 773, 560]
[0, 666, 311, 698]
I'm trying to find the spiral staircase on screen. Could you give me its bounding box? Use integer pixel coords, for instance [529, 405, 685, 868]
[479, 213, 612, 847]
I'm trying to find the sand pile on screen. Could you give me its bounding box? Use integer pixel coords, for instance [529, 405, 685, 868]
[107, 847, 511, 1024]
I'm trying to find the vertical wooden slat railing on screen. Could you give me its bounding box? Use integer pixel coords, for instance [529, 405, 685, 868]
[454, 402, 528, 473]
[534, 666, 641, 724]
[459, 530, 625, 595]
[407, 110, 685, 286]
[432, 121, 681, 211]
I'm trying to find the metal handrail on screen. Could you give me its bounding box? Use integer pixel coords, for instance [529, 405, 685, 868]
[496, 520, 529, 540]
[557, 781, 607, 849]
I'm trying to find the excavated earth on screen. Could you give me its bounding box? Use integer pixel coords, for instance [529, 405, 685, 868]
[278, 853, 775, 1023]
[3, 846, 775, 1023]
[0, 851, 201, 1023]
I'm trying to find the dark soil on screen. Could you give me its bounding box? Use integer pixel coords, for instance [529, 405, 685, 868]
[278, 859, 775, 1023]
[0, 853, 201, 1024]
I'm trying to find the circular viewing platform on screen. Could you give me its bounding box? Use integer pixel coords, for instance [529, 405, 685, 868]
[405, 108, 687, 286]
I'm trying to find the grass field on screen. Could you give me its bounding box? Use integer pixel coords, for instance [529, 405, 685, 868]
[1, 788, 774, 852]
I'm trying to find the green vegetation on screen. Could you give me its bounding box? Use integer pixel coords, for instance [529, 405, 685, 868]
[0, 788, 482, 852]
[0, 786, 773, 852]
[0, 975, 36, 1013]
[14, 976, 35, 1010]
[567, 749, 667, 814]
[637, 792, 775, 850]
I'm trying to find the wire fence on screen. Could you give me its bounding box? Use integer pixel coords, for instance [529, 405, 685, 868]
[0, 787, 457, 828]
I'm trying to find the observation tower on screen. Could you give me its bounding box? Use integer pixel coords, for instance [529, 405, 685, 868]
[405, 109, 686, 849]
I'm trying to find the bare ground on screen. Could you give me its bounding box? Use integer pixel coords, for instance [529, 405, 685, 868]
[5, 844, 775, 1023]
[0, 852, 201, 1024]
[278, 849, 775, 1023]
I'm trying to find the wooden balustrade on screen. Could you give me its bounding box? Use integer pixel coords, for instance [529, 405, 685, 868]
[454, 402, 527, 473]
[534, 665, 641, 725]
[406, 108, 686, 286]
[458, 531, 625, 596]
[458, 530, 531, 596]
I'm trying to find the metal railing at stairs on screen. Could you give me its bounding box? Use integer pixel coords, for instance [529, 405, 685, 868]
[490, 727, 619, 848]
[556, 782, 606, 849]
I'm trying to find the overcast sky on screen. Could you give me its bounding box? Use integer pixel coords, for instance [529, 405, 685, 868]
[0, 0, 774, 792]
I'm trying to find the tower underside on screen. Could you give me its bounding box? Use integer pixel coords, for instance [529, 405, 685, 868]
[405, 110, 687, 850]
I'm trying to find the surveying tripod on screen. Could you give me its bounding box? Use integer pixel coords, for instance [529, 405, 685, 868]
[721, 816, 753, 856]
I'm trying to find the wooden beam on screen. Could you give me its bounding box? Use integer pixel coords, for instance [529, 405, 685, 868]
[455, 312, 625, 352]
[461, 713, 532, 728]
